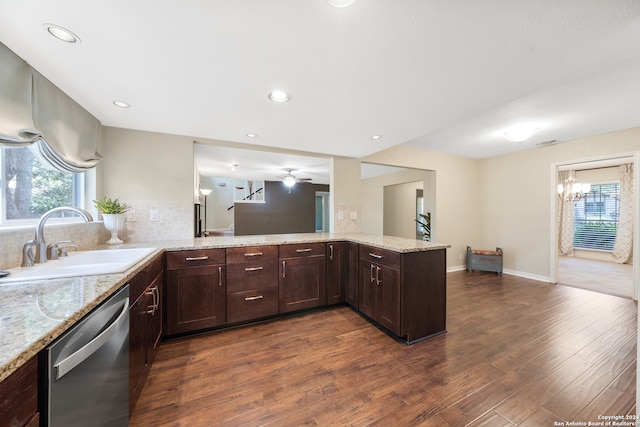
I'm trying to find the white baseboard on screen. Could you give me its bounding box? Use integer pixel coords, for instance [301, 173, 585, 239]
[446, 265, 551, 283]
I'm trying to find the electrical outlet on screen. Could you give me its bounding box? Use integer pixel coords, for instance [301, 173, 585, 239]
[126, 210, 136, 222]
[350, 211, 358, 220]
[338, 211, 344, 220]
[459, 253, 463, 260]
[149, 209, 159, 222]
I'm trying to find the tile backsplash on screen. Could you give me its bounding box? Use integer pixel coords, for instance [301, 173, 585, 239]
[0, 201, 193, 270]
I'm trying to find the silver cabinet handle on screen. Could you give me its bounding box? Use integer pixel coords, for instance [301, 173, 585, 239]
[146, 285, 159, 314]
[218, 266, 223, 287]
[244, 252, 263, 257]
[376, 266, 382, 286]
[282, 260, 286, 278]
[370, 264, 375, 283]
[244, 295, 264, 301]
[369, 253, 383, 259]
[186, 256, 208, 261]
[244, 266, 264, 272]
[329, 245, 334, 260]
[55, 296, 129, 380]
[296, 248, 312, 253]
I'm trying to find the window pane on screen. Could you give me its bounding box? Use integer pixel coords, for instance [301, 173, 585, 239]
[3, 146, 76, 221]
[573, 183, 619, 251]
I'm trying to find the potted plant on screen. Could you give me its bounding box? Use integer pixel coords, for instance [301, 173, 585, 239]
[415, 212, 431, 241]
[93, 197, 131, 244]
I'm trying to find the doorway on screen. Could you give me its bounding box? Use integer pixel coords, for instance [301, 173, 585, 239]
[551, 153, 638, 300]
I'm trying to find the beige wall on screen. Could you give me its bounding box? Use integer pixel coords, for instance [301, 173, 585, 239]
[360, 168, 433, 238]
[99, 127, 195, 242]
[363, 147, 481, 270]
[479, 126, 640, 279]
[331, 157, 362, 233]
[383, 181, 423, 239]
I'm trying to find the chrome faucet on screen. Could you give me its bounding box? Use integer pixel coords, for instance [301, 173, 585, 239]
[31, 207, 93, 264]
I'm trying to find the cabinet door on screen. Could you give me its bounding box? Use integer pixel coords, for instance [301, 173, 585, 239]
[129, 290, 152, 415]
[279, 256, 326, 313]
[376, 265, 401, 336]
[358, 259, 377, 320]
[345, 243, 359, 308]
[326, 242, 346, 305]
[166, 264, 226, 335]
[0, 356, 38, 427]
[147, 273, 163, 360]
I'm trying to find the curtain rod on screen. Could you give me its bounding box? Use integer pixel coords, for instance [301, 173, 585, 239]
[557, 156, 634, 171]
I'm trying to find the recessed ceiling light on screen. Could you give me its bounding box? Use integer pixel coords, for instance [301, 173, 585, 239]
[44, 24, 80, 43]
[326, 0, 357, 7]
[231, 163, 239, 171]
[246, 133, 257, 138]
[371, 135, 382, 140]
[113, 100, 130, 108]
[268, 90, 291, 103]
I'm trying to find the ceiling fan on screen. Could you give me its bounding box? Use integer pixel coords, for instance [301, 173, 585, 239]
[279, 168, 312, 187]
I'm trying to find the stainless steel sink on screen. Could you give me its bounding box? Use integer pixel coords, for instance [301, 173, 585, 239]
[0, 247, 156, 283]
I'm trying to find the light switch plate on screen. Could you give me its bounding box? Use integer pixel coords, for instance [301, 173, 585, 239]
[149, 209, 159, 222]
[338, 211, 344, 220]
[350, 211, 358, 220]
[126, 210, 136, 222]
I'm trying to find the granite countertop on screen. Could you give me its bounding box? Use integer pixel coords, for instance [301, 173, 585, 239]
[0, 233, 449, 382]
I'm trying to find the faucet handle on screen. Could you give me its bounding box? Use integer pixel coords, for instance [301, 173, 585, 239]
[47, 240, 78, 260]
[21, 240, 37, 267]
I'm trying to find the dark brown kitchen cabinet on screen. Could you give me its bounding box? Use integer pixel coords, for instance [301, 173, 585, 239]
[326, 242, 346, 305]
[165, 248, 226, 335]
[359, 250, 401, 336]
[129, 252, 163, 416]
[226, 245, 279, 324]
[345, 242, 359, 308]
[0, 356, 38, 427]
[279, 243, 326, 313]
[358, 245, 446, 343]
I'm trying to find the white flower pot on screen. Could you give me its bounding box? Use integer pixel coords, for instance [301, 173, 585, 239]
[102, 213, 126, 244]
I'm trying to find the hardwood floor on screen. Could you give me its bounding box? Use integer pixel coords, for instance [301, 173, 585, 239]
[558, 256, 633, 299]
[130, 271, 637, 426]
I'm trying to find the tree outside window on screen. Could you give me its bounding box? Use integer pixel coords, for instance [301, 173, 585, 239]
[2, 146, 78, 222]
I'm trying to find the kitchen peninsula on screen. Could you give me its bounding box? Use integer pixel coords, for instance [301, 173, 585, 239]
[0, 232, 448, 424]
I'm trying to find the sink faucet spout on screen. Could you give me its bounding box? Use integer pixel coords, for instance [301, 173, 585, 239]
[34, 207, 93, 264]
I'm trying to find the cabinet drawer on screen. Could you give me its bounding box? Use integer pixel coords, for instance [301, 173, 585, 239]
[226, 245, 278, 264]
[166, 248, 225, 269]
[227, 286, 279, 324]
[129, 253, 163, 302]
[359, 245, 401, 269]
[226, 261, 279, 292]
[279, 242, 326, 258]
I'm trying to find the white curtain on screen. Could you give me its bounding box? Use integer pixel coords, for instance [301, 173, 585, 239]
[612, 163, 633, 264]
[0, 43, 40, 145]
[558, 170, 575, 256]
[0, 42, 101, 172]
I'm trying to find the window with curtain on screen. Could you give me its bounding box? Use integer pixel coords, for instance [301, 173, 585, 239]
[1, 146, 83, 223]
[573, 183, 620, 251]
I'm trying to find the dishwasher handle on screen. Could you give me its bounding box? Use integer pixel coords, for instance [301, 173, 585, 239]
[54, 296, 129, 380]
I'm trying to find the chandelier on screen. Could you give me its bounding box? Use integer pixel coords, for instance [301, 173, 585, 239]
[558, 172, 591, 202]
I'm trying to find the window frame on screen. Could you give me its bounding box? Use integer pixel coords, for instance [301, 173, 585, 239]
[0, 147, 87, 227]
[572, 180, 620, 252]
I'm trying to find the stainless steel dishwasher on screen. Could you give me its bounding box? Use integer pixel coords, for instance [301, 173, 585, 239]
[42, 284, 129, 427]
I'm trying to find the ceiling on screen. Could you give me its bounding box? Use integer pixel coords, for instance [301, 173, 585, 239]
[1, 1, 639, 178]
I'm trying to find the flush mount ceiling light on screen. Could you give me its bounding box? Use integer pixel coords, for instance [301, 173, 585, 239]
[231, 163, 239, 171]
[113, 100, 130, 108]
[246, 133, 257, 138]
[326, 0, 357, 7]
[371, 135, 381, 140]
[268, 90, 291, 103]
[503, 125, 540, 143]
[44, 24, 80, 43]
